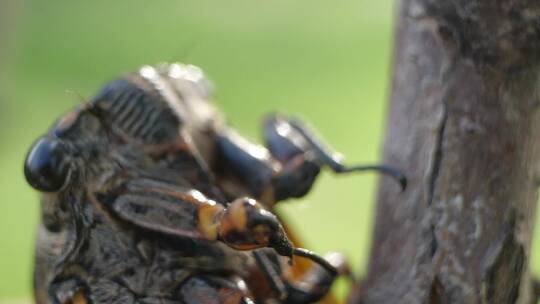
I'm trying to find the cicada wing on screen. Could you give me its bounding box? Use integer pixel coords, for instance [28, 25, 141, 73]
[97, 177, 221, 240]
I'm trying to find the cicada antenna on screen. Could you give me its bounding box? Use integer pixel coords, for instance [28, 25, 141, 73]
[65, 89, 94, 112]
[65, 89, 88, 104]
[65, 89, 105, 124]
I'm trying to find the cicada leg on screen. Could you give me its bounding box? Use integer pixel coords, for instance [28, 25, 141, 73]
[284, 251, 355, 304]
[263, 114, 407, 194]
[213, 114, 406, 207]
[248, 249, 354, 303]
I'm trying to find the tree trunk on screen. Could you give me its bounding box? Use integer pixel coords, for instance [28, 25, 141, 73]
[350, 0, 540, 303]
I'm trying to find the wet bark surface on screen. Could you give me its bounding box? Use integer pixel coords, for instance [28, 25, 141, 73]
[350, 1, 540, 303]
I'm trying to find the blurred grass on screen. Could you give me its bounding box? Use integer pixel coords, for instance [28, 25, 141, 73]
[0, 0, 539, 302]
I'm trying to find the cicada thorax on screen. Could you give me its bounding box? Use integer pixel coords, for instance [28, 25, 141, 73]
[137, 63, 223, 164]
[89, 64, 221, 155]
[89, 77, 181, 146]
[87, 64, 225, 199]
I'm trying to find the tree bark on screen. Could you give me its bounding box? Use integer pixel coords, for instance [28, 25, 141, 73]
[350, 1, 540, 303]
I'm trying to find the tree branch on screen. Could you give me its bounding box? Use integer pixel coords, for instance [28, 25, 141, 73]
[350, 0, 540, 303]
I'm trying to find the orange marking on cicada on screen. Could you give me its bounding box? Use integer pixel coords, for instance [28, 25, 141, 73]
[198, 203, 224, 241]
[252, 224, 271, 246]
[71, 291, 88, 304]
[217, 198, 249, 238]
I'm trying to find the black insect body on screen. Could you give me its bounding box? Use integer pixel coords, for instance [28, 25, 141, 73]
[25, 63, 406, 304]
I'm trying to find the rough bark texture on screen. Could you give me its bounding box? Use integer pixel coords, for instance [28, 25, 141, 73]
[350, 1, 540, 303]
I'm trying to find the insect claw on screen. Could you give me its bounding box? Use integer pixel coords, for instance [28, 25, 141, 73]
[292, 248, 338, 276]
[338, 164, 408, 191]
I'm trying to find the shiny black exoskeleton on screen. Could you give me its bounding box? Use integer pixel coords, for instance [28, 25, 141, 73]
[25, 63, 406, 304]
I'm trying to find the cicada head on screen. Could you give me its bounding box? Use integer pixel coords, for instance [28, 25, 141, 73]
[25, 63, 220, 194]
[24, 105, 108, 193]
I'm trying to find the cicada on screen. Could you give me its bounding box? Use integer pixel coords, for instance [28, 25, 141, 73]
[24, 63, 405, 303]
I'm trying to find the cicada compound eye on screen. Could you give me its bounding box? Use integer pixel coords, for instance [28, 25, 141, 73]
[24, 137, 70, 192]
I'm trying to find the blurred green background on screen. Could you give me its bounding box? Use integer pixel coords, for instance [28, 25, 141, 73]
[0, 0, 539, 302]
